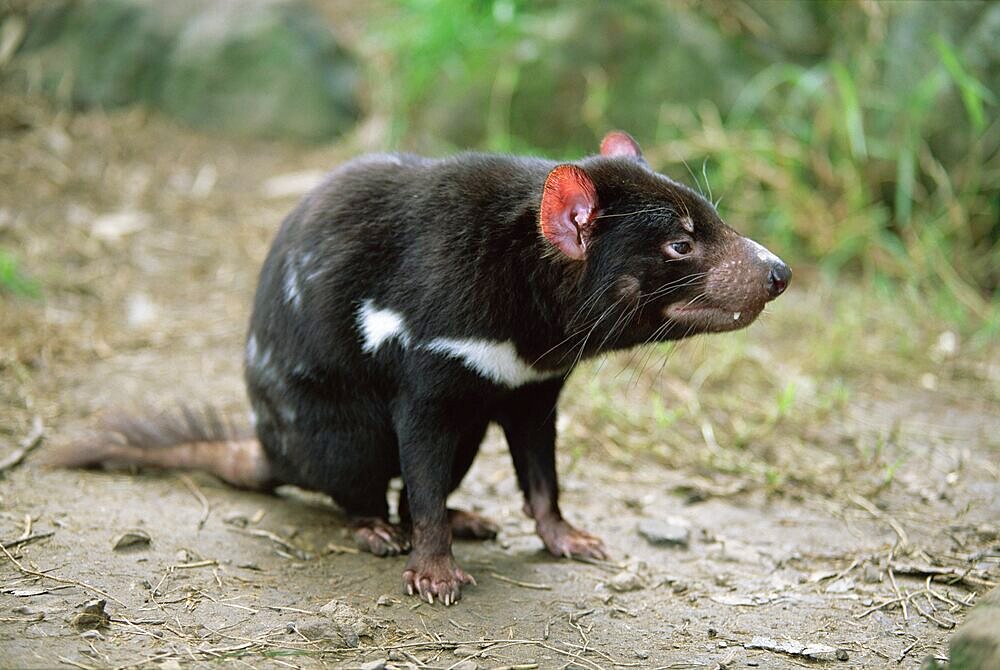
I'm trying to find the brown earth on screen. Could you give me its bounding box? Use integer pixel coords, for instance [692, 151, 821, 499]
[1, 90, 998, 670]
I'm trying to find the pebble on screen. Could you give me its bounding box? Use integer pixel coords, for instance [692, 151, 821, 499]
[452, 661, 478, 670]
[360, 660, 386, 670]
[453, 645, 481, 658]
[637, 518, 691, 548]
[609, 570, 644, 592]
[111, 529, 151, 551]
[223, 511, 250, 527]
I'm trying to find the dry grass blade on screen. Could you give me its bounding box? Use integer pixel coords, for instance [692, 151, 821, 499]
[0, 542, 127, 607]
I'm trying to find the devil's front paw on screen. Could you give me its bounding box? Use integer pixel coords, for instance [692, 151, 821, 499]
[537, 519, 608, 560]
[402, 554, 476, 606]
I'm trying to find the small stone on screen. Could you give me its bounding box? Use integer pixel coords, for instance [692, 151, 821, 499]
[637, 518, 691, 548]
[80, 629, 103, 640]
[159, 661, 182, 670]
[91, 210, 150, 242]
[388, 650, 406, 662]
[949, 586, 1000, 669]
[112, 529, 151, 551]
[635, 649, 650, 659]
[70, 599, 110, 630]
[223, 511, 249, 528]
[316, 599, 374, 646]
[824, 577, 855, 593]
[376, 594, 392, 607]
[609, 570, 644, 592]
[452, 661, 478, 670]
[360, 661, 386, 670]
[453, 645, 481, 658]
[863, 564, 882, 583]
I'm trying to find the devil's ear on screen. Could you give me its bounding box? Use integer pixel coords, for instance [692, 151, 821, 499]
[600, 130, 643, 160]
[539, 165, 599, 260]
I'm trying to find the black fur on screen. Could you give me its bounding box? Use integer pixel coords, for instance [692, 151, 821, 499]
[243, 140, 789, 601]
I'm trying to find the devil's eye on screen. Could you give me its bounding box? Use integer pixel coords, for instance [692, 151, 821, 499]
[665, 241, 693, 258]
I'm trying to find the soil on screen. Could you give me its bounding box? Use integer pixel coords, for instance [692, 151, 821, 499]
[1, 90, 998, 670]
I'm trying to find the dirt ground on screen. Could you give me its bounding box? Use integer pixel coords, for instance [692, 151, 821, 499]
[1, 90, 999, 670]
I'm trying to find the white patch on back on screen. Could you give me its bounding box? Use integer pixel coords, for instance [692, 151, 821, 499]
[357, 300, 410, 353]
[747, 238, 780, 264]
[284, 261, 302, 309]
[246, 334, 258, 364]
[423, 338, 561, 388]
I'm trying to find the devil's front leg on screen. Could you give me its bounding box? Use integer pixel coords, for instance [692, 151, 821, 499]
[395, 393, 477, 605]
[497, 379, 607, 560]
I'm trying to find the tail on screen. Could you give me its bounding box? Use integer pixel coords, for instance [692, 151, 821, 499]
[47, 405, 274, 490]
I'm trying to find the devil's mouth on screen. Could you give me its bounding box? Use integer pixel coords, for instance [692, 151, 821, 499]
[663, 302, 764, 332]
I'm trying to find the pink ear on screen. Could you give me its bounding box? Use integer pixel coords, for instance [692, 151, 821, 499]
[540, 165, 598, 260]
[600, 130, 642, 159]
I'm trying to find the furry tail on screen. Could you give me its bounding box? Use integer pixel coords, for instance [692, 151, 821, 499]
[47, 405, 274, 490]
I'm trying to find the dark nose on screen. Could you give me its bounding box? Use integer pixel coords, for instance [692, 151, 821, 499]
[767, 261, 791, 298]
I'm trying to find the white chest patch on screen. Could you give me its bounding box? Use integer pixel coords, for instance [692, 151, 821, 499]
[423, 337, 562, 388]
[357, 300, 410, 353]
[356, 299, 560, 387]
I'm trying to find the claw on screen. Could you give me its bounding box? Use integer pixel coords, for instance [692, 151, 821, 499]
[406, 582, 414, 596]
[426, 592, 434, 605]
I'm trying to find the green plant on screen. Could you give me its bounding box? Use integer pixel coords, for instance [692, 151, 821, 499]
[0, 251, 40, 298]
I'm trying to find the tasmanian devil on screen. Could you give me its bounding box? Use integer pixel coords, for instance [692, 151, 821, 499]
[55, 131, 790, 605]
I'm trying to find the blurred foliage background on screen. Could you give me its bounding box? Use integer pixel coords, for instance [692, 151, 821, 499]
[2, 0, 998, 335]
[369, 0, 998, 332]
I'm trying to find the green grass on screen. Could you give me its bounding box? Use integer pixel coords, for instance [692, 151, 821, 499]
[558, 279, 999, 498]
[371, 1, 998, 333]
[0, 250, 40, 298]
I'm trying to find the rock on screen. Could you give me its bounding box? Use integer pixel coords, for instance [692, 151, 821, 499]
[126, 293, 158, 329]
[316, 599, 374, 647]
[14, 0, 360, 142]
[375, 594, 392, 607]
[949, 587, 1000, 669]
[70, 599, 110, 630]
[91, 210, 150, 243]
[452, 661, 478, 670]
[360, 661, 386, 670]
[222, 511, 249, 527]
[824, 577, 855, 593]
[160, 1, 360, 142]
[608, 570, 644, 592]
[453, 645, 481, 658]
[745, 636, 846, 662]
[637, 518, 691, 548]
